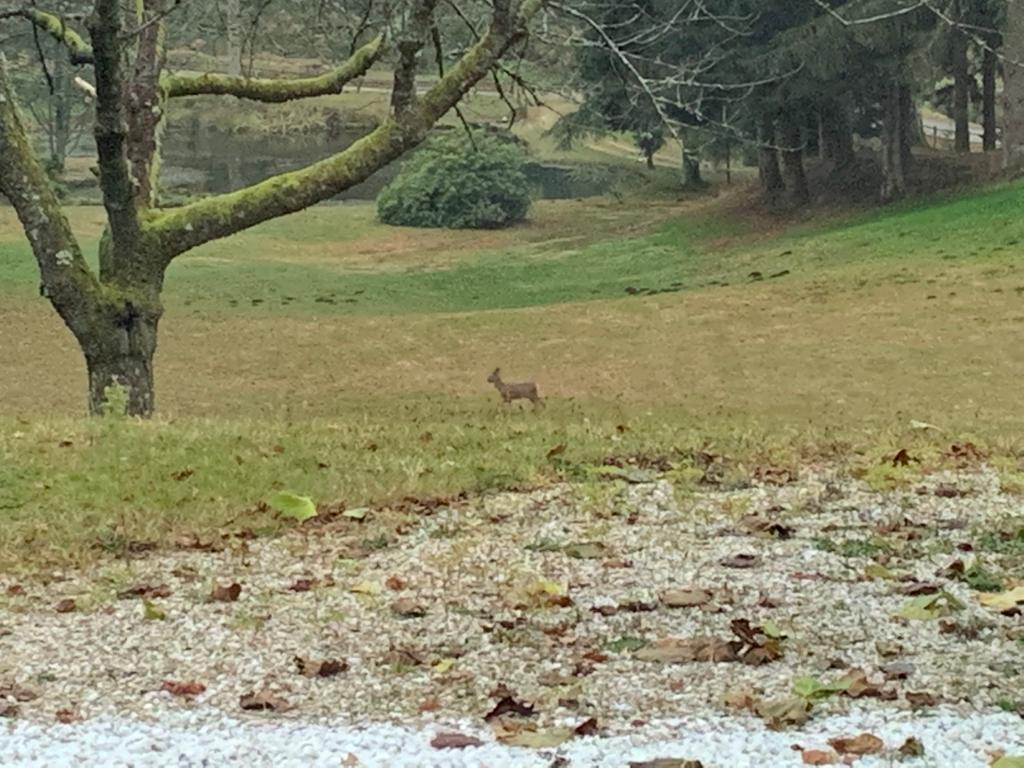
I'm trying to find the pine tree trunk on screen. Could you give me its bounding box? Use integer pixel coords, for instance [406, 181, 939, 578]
[78, 300, 162, 416]
[952, 10, 971, 153]
[758, 112, 785, 202]
[780, 109, 809, 205]
[1004, 0, 1024, 168]
[983, 44, 998, 152]
[822, 97, 855, 169]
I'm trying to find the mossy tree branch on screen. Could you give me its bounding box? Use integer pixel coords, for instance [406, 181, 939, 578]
[162, 33, 386, 102]
[0, 7, 94, 64]
[144, 0, 546, 262]
[0, 54, 101, 341]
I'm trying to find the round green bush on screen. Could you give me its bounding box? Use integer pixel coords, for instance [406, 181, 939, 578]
[377, 132, 531, 229]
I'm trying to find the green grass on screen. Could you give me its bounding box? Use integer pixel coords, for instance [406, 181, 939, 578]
[4, 180, 1024, 570]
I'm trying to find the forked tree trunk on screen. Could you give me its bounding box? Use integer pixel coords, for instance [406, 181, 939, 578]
[78, 299, 162, 416]
[758, 112, 785, 203]
[779, 108, 809, 205]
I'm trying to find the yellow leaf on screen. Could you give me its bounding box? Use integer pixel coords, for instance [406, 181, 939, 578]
[432, 658, 455, 674]
[350, 581, 381, 596]
[979, 587, 1024, 612]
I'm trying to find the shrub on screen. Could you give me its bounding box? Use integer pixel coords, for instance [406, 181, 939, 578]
[377, 132, 531, 229]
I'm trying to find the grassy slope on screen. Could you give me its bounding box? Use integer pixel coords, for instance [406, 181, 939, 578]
[1, 183, 1023, 568]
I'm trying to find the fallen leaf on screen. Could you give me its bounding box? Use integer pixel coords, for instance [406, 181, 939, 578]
[432, 658, 456, 674]
[5, 585, 25, 596]
[897, 591, 964, 620]
[0, 702, 18, 718]
[142, 599, 166, 621]
[546, 444, 566, 460]
[801, 750, 837, 765]
[901, 581, 940, 596]
[628, 761, 704, 768]
[239, 690, 290, 712]
[906, 691, 939, 707]
[418, 696, 442, 712]
[484, 694, 536, 721]
[161, 680, 206, 697]
[210, 583, 242, 602]
[342, 507, 369, 521]
[267, 491, 317, 521]
[864, 564, 897, 581]
[828, 733, 884, 755]
[756, 697, 811, 729]
[349, 581, 381, 596]
[992, 758, 1024, 768]
[792, 675, 850, 701]
[563, 542, 608, 559]
[899, 737, 925, 757]
[720, 553, 759, 569]
[574, 717, 599, 736]
[497, 727, 574, 748]
[635, 637, 741, 664]
[430, 732, 483, 749]
[118, 584, 172, 599]
[661, 588, 713, 608]
[979, 587, 1024, 613]
[54, 598, 76, 613]
[380, 646, 423, 668]
[54, 707, 81, 724]
[722, 686, 759, 712]
[385, 576, 406, 591]
[294, 656, 347, 678]
[391, 598, 427, 618]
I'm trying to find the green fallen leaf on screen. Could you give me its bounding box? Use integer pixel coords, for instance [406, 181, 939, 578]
[343, 507, 369, 521]
[897, 591, 965, 620]
[792, 675, 850, 701]
[979, 586, 1024, 613]
[761, 620, 784, 639]
[142, 599, 166, 621]
[605, 635, 649, 653]
[865, 563, 897, 580]
[756, 696, 812, 729]
[992, 757, 1024, 768]
[268, 492, 317, 521]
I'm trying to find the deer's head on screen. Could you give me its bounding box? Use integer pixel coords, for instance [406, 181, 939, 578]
[487, 368, 501, 384]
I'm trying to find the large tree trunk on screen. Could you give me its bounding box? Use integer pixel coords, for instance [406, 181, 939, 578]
[881, 83, 908, 202]
[81, 308, 161, 416]
[1004, 0, 1024, 168]
[779, 108, 809, 205]
[983, 43, 998, 152]
[50, 55, 72, 174]
[681, 146, 703, 187]
[951, 2, 971, 153]
[758, 112, 785, 203]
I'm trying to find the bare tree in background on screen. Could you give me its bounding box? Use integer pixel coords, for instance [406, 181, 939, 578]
[0, 0, 546, 416]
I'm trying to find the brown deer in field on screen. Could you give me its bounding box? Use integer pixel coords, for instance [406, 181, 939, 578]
[487, 368, 543, 408]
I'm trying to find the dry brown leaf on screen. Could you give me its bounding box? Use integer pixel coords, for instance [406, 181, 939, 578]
[574, 717, 600, 736]
[418, 696, 442, 712]
[722, 687, 759, 712]
[756, 697, 811, 729]
[210, 583, 242, 602]
[54, 707, 81, 724]
[661, 588, 713, 608]
[720, 553, 759, 569]
[390, 598, 427, 618]
[239, 690, 290, 712]
[841, 668, 896, 699]
[0, 702, 18, 718]
[118, 584, 172, 599]
[385, 575, 406, 591]
[628, 760, 704, 768]
[635, 637, 741, 664]
[287, 578, 317, 593]
[161, 680, 206, 697]
[0, 682, 39, 702]
[828, 733, 885, 755]
[801, 750, 837, 765]
[54, 598, 77, 613]
[906, 691, 939, 708]
[294, 656, 348, 678]
[430, 731, 483, 749]
[484, 694, 536, 721]
[899, 737, 925, 757]
[5, 585, 25, 596]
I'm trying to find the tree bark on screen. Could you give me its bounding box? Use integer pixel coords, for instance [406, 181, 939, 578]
[881, 83, 908, 202]
[951, 3, 971, 153]
[821, 96, 855, 169]
[983, 43, 998, 152]
[224, 0, 242, 76]
[779, 108, 809, 206]
[758, 112, 785, 203]
[681, 144, 703, 187]
[82, 304, 162, 415]
[1004, 0, 1024, 169]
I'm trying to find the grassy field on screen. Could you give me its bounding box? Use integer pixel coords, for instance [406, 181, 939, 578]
[2, 181, 1023, 569]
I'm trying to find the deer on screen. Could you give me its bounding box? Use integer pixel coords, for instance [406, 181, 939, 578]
[487, 368, 543, 408]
